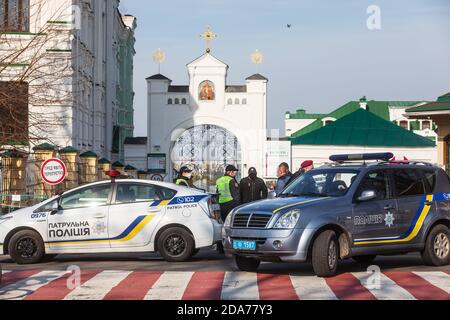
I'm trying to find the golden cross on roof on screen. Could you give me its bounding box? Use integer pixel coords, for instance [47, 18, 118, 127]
[200, 26, 217, 53]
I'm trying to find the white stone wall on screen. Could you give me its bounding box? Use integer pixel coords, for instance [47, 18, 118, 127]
[285, 118, 317, 137]
[0, 0, 135, 160]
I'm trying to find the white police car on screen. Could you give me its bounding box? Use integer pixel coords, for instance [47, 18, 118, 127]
[0, 179, 222, 264]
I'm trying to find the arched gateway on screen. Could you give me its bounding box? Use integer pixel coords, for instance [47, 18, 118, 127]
[171, 124, 241, 192]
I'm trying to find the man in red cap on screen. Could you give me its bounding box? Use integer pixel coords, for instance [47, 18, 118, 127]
[288, 160, 315, 185]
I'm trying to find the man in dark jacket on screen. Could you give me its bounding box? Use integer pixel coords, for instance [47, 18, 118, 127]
[240, 167, 268, 204]
[275, 162, 292, 195]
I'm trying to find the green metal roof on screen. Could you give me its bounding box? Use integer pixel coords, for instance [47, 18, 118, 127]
[406, 101, 450, 113]
[291, 109, 436, 147]
[98, 158, 111, 165]
[438, 92, 450, 102]
[290, 100, 427, 138]
[80, 151, 98, 158]
[59, 146, 79, 154]
[33, 143, 56, 151]
[286, 109, 326, 120]
[112, 161, 124, 168]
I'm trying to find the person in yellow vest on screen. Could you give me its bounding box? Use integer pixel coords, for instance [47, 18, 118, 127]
[175, 166, 193, 187]
[216, 165, 241, 222]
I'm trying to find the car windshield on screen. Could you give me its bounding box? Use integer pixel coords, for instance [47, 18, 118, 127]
[280, 169, 360, 198]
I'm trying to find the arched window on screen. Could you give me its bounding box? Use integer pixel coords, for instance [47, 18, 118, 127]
[174, 98, 180, 105]
[227, 98, 233, 105]
[399, 120, 409, 130]
[235, 98, 240, 105]
[422, 121, 431, 130]
[167, 98, 173, 105]
[242, 98, 247, 105]
[181, 98, 187, 105]
[199, 80, 215, 101]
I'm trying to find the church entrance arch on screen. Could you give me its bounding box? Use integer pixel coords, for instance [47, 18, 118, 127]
[171, 124, 241, 192]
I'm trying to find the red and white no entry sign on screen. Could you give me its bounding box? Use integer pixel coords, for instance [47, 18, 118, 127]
[41, 158, 67, 185]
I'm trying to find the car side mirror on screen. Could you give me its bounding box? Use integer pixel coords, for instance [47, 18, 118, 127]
[50, 200, 62, 215]
[357, 190, 377, 202]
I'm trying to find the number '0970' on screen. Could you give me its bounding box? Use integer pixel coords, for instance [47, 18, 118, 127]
[31, 213, 47, 219]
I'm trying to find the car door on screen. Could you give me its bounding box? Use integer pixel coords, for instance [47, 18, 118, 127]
[392, 169, 431, 242]
[47, 183, 112, 250]
[108, 182, 176, 249]
[352, 169, 399, 243]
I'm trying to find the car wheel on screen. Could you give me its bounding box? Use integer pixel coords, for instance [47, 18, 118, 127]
[352, 255, 377, 265]
[422, 224, 450, 266]
[235, 255, 260, 272]
[158, 227, 195, 262]
[8, 230, 45, 265]
[312, 230, 339, 277]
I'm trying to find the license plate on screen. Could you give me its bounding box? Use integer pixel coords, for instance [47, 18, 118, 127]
[233, 240, 257, 251]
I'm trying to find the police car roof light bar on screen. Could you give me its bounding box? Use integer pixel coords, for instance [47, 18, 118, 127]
[329, 152, 394, 163]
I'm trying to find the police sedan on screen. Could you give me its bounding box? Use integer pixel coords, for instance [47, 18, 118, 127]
[0, 179, 222, 264]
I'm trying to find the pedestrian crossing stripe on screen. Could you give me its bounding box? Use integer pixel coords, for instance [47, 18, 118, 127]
[1, 270, 450, 300]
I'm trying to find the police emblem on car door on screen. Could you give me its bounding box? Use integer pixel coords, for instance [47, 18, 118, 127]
[47, 183, 112, 250]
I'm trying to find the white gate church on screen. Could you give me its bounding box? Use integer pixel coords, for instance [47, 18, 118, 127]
[146, 29, 268, 191]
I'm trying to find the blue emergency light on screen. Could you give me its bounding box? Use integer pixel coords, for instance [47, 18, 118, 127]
[329, 152, 394, 163]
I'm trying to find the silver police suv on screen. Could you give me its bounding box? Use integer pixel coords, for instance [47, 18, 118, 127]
[223, 153, 450, 277]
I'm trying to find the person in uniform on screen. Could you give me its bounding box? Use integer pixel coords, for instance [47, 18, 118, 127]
[175, 166, 193, 187]
[288, 160, 315, 185]
[216, 165, 241, 222]
[240, 167, 268, 204]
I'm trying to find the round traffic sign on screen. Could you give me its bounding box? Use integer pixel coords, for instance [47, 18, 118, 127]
[150, 174, 164, 181]
[41, 158, 67, 185]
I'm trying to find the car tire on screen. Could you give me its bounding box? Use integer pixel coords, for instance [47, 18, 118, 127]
[235, 255, 260, 272]
[352, 255, 377, 265]
[312, 230, 339, 277]
[422, 224, 450, 266]
[8, 230, 45, 265]
[158, 227, 195, 262]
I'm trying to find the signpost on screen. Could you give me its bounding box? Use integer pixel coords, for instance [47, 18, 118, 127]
[41, 158, 67, 186]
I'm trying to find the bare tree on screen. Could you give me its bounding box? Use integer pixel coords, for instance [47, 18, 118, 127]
[0, 0, 80, 150]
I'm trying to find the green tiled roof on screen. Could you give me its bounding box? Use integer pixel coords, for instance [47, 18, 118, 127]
[291, 109, 436, 147]
[291, 100, 426, 138]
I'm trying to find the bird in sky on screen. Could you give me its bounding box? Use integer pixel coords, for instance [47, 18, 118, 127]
[287, 24, 292, 28]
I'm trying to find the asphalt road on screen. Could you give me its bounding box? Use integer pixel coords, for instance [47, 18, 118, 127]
[1, 249, 450, 275]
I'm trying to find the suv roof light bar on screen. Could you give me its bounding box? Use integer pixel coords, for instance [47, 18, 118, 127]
[329, 152, 394, 163]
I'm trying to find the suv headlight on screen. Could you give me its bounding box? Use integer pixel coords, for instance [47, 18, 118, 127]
[274, 209, 301, 229]
[224, 211, 233, 227]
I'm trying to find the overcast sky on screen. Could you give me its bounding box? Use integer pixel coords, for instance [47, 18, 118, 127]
[119, 0, 450, 136]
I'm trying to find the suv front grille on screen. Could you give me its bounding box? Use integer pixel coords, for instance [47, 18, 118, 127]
[232, 213, 272, 228]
